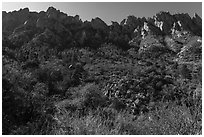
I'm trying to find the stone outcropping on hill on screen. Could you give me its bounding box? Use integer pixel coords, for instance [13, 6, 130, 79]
[2, 7, 202, 54]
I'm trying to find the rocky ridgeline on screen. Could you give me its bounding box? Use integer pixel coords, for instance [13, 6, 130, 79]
[2, 7, 202, 59]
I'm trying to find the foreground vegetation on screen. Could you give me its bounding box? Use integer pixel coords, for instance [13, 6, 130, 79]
[3, 40, 202, 134]
[2, 7, 202, 135]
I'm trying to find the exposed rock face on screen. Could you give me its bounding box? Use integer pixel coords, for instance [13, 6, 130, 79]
[174, 13, 202, 36]
[121, 16, 143, 33]
[120, 16, 146, 39]
[154, 11, 176, 34]
[154, 19, 163, 31]
[141, 21, 164, 38]
[2, 7, 202, 53]
[171, 21, 182, 35]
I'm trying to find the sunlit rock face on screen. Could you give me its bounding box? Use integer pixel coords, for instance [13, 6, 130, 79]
[120, 16, 146, 39]
[150, 11, 202, 36]
[154, 18, 163, 31]
[171, 21, 182, 35]
[141, 22, 149, 39]
[174, 13, 202, 36]
[140, 21, 164, 39]
[2, 6, 202, 51]
[154, 11, 176, 35]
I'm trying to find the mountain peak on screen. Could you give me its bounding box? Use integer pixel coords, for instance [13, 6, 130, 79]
[19, 7, 29, 12]
[2, 7, 202, 48]
[46, 6, 58, 13]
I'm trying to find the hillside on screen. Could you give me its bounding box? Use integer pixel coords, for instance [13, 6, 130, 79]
[2, 7, 202, 135]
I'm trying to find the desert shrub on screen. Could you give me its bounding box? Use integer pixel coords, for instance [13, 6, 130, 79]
[50, 99, 202, 135]
[69, 83, 107, 110]
[2, 59, 58, 135]
[97, 43, 122, 60]
[2, 19, 201, 135]
[51, 107, 130, 135]
[60, 48, 79, 65]
[140, 102, 201, 135]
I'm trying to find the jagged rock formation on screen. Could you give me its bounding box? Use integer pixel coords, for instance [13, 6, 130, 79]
[2, 7, 202, 54]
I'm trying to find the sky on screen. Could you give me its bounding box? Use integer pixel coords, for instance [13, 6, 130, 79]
[2, 2, 202, 25]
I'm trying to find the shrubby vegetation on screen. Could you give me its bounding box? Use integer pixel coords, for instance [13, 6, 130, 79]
[2, 35, 202, 134]
[2, 8, 202, 135]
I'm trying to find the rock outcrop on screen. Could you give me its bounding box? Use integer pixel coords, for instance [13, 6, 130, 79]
[2, 7, 202, 54]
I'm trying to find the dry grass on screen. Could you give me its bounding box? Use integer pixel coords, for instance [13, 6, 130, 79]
[51, 101, 201, 135]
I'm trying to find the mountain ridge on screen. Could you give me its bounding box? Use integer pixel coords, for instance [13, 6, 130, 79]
[3, 6, 202, 35]
[2, 6, 202, 55]
[2, 6, 202, 135]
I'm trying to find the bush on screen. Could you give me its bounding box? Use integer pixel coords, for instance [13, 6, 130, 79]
[69, 83, 107, 110]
